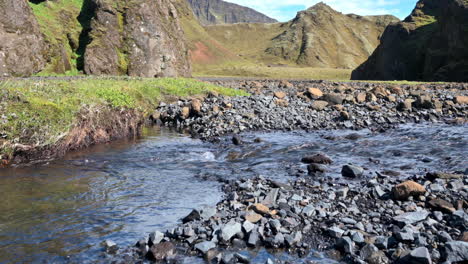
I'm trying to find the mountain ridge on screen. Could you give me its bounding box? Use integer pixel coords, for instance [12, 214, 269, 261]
[187, 0, 277, 25]
[264, 3, 399, 69]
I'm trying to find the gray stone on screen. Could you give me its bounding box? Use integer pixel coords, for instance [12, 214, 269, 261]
[200, 207, 217, 220]
[394, 211, 430, 226]
[375, 236, 388, 249]
[328, 226, 345, 238]
[396, 231, 414, 242]
[222, 253, 235, 264]
[342, 217, 357, 225]
[352, 232, 365, 244]
[243, 221, 255, 233]
[149, 231, 165, 245]
[182, 209, 201, 223]
[360, 243, 379, 260]
[262, 188, 279, 207]
[194, 241, 216, 254]
[269, 219, 282, 233]
[441, 241, 468, 263]
[103, 240, 118, 254]
[272, 233, 284, 246]
[374, 186, 387, 198]
[302, 204, 316, 217]
[438, 231, 452, 243]
[336, 187, 349, 198]
[337, 236, 354, 253]
[408, 247, 432, 264]
[341, 164, 364, 178]
[235, 252, 250, 263]
[247, 231, 260, 246]
[220, 222, 242, 242]
[290, 194, 302, 201]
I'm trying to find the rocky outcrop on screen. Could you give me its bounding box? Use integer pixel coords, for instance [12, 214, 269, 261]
[84, 0, 191, 77]
[0, 0, 47, 77]
[352, 0, 468, 82]
[187, 0, 277, 25]
[265, 3, 399, 69]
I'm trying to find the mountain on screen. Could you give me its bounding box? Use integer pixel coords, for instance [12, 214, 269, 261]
[352, 0, 468, 82]
[186, 0, 277, 25]
[265, 3, 399, 69]
[0, 0, 191, 77]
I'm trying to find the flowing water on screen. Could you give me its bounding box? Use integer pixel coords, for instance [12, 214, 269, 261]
[0, 124, 466, 263]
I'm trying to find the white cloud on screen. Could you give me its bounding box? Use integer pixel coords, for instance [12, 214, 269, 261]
[225, 0, 408, 21]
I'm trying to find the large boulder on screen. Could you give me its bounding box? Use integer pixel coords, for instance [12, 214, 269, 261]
[0, 0, 47, 77]
[84, 0, 191, 77]
[352, 0, 468, 82]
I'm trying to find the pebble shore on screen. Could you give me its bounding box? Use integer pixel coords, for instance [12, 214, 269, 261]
[108, 80, 467, 264]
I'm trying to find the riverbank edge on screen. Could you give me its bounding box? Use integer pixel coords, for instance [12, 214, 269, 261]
[0, 78, 248, 166]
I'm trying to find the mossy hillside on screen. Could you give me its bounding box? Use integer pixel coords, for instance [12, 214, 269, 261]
[29, 0, 87, 75]
[0, 78, 248, 159]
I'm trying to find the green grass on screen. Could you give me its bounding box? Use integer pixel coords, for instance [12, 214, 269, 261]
[195, 64, 352, 80]
[0, 78, 248, 159]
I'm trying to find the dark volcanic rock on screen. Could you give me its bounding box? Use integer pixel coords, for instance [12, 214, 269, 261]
[187, 0, 277, 25]
[0, 0, 47, 77]
[341, 164, 364, 178]
[147, 242, 175, 261]
[352, 0, 468, 82]
[84, 0, 191, 77]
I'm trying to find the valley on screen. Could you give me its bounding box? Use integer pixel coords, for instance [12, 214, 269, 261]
[0, 0, 467, 264]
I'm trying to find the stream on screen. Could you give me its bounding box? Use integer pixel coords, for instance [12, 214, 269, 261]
[0, 123, 466, 263]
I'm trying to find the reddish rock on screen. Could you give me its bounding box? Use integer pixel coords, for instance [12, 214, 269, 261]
[393, 181, 426, 200]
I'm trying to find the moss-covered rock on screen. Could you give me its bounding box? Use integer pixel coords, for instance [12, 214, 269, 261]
[0, 0, 47, 77]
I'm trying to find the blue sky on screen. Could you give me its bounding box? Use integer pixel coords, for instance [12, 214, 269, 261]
[226, 0, 419, 21]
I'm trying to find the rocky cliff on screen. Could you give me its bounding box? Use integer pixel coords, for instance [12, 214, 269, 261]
[265, 3, 399, 69]
[187, 0, 277, 25]
[0, 0, 191, 77]
[84, 0, 191, 77]
[352, 0, 468, 82]
[0, 0, 47, 77]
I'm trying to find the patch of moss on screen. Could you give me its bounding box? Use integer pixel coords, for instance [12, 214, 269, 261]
[413, 15, 437, 28]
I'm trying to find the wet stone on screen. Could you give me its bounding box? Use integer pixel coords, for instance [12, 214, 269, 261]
[194, 241, 216, 254]
[103, 240, 118, 254]
[147, 242, 175, 261]
[341, 164, 364, 178]
[148, 232, 164, 250]
[220, 222, 242, 242]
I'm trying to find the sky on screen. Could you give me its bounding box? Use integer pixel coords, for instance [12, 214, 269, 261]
[225, 0, 419, 21]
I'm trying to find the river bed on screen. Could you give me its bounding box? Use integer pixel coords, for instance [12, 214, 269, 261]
[0, 123, 466, 263]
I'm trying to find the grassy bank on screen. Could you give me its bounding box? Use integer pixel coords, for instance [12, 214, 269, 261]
[0, 78, 248, 163]
[194, 64, 352, 80]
